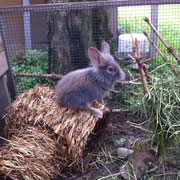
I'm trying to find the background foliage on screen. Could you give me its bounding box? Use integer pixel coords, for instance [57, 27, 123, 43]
[11, 49, 51, 92]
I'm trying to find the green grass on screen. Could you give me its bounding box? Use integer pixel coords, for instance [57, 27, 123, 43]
[117, 4, 180, 169]
[118, 4, 180, 72]
[141, 74, 180, 150]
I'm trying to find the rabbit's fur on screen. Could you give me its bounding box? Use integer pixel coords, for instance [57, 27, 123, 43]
[56, 42, 125, 118]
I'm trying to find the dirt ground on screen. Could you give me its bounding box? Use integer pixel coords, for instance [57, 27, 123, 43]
[0, 104, 179, 180]
[56, 110, 147, 180]
[57, 109, 180, 180]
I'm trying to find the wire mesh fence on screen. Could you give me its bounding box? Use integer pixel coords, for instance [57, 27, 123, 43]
[0, 0, 180, 108]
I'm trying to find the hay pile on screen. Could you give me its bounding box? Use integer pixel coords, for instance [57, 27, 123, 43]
[0, 127, 66, 180]
[0, 86, 109, 180]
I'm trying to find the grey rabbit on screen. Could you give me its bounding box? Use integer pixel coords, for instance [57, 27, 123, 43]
[55, 42, 125, 118]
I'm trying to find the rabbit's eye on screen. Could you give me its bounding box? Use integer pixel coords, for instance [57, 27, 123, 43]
[108, 67, 114, 72]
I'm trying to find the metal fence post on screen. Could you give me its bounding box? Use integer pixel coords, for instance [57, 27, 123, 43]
[109, 0, 118, 46]
[23, 0, 32, 54]
[150, 5, 158, 58]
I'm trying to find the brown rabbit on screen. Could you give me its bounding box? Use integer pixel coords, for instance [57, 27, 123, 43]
[56, 42, 125, 118]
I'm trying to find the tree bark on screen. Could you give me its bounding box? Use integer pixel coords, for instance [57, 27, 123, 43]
[47, 0, 113, 74]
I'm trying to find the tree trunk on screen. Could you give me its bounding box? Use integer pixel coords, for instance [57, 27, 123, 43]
[47, 0, 113, 74]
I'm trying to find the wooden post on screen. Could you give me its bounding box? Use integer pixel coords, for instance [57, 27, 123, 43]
[0, 76, 10, 145]
[0, 35, 10, 145]
[150, 5, 158, 58]
[0, 15, 17, 100]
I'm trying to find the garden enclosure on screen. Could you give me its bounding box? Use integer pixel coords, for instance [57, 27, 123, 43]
[0, 0, 180, 132]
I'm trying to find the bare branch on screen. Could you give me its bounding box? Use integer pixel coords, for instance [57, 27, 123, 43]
[140, 58, 151, 65]
[143, 64, 152, 83]
[130, 30, 137, 57]
[135, 38, 141, 60]
[133, 36, 148, 94]
[14, 72, 63, 79]
[15, 72, 143, 87]
[111, 109, 132, 113]
[144, 17, 180, 65]
[141, 25, 180, 76]
[117, 77, 141, 85]
[128, 54, 136, 61]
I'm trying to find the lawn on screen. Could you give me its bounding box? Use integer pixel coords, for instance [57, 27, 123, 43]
[118, 4, 180, 66]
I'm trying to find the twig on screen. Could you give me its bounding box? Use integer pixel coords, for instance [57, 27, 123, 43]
[140, 58, 151, 65]
[144, 17, 180, 65]
[135, 38, 141, 59]
[14, 72, 63, 79]
[14, 72, 141, 86]
[129, 53, 151, 83]
[116, 77, 141, 85]
[128, 54, 136, 61]
[111, 109, 132, 113]
[130, 29, 136, 57]
[141, 26, 180, 76]
[130, 31, 149, 94]
[129, 54, 150, 66]
[134, 38, 148, 94]
[143, 64, 152, 83]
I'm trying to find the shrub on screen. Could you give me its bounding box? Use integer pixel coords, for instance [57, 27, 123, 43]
[10, 49, 51, 92]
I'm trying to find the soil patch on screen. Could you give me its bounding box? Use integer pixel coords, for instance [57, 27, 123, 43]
[57, 109, 180, 180]
[57, 111, 147, 180]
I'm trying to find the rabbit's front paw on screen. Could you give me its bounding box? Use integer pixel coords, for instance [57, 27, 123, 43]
[92, 109, 103, 118]
[85, 104, 103, 118]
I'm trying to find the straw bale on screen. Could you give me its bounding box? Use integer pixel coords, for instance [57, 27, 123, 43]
[0, 126, 67, 180]
[5, 86, 109, 161]
[1, 86, 110, 179]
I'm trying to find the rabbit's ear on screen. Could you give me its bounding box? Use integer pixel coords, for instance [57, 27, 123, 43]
[101, 42, 110, 54]
[88, 47, 103, 67]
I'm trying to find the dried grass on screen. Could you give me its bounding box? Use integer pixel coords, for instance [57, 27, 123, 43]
[0, 86, 109, 179]
[0, 127, 66, 180]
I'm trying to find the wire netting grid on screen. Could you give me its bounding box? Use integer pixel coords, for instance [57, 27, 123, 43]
[0, 0, 179, 108]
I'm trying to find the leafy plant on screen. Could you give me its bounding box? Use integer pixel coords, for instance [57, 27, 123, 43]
[10, 49, 51, 92]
